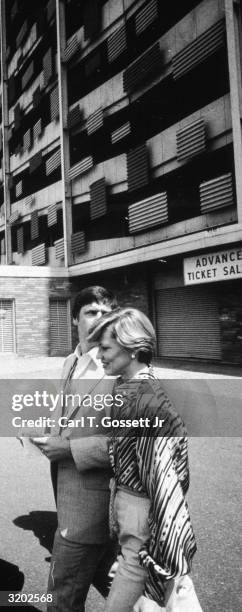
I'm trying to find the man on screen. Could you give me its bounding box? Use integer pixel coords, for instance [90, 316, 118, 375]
[34, 286, 118, 612]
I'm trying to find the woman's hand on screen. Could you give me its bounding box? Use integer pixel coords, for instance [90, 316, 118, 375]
[133, 595, 165, 611]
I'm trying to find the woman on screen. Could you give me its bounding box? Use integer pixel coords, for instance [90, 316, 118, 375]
[88, 308, 197, 612]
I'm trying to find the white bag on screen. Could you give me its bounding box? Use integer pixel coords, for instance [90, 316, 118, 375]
[165, 575, 203, 612]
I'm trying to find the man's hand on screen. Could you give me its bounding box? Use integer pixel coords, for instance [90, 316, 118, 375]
[31, 436, 72, 461]
[133, 595, 164, 612]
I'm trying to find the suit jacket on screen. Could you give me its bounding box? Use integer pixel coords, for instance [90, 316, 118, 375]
[52, 350, 114, 544]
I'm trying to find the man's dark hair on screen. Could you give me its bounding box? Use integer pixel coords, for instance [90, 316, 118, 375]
[72, 285, 118, 320]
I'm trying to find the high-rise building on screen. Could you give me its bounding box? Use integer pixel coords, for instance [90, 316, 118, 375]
[0, 0, 241, 365]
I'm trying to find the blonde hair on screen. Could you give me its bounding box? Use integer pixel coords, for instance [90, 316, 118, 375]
[88, 308, 156, 364]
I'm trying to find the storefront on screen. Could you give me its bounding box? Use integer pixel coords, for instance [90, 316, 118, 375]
[153, 246, 242, 365]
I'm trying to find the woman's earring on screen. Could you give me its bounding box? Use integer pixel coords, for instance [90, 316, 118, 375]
[131, 353, 136, 359]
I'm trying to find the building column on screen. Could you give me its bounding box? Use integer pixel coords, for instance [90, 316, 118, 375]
[0, 0, 12, 263]
[56, 0, 73, 266]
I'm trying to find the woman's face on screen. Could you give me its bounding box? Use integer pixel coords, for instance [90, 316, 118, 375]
[97, 325, 133, 377]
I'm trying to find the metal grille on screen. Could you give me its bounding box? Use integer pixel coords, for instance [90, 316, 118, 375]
[15, 180, 23, 198]
[48, 203, 57, 227]
[22, 62, 34, 90]
[87, 108, 103, 135]
[172, 19, 225, 80]
[16, 21, 27, 47]
[0, 300, 15, 352]
[33, 118, 42, 141]
[23, 129, 32, 152]
[46, 0, 55, 22]
[71, 231, 86, 255]
[43, 48, 53, 86]
[123, 42, 161, 93]
[17, 226, 24, 254]
[9, 210, 20, 225]
[31, 210, 39, 240]
[46, 149, 61, 175]
[90, 178, 107, 220]
[50, 86, 59, 121]
[25, 195, 35, 208]
[111, 122, 131, 144]
[68, 104, 82, 129]
[107, 24, 127, 63]
[129, 191, 168, 233]
[49, 299, 71, 356]
[63, 35, 80, 62]
[69, 156, 93, 181]
[155, 286, 222, 360]
[32, 243, 46, 265]
[54, 237, 64, 260]
[199, 173, 234, 214]
[135, 0, 158, 36]
[127, 144, 149, 191]
[176, 118, 206, 161]
[29, 151, 42, 173]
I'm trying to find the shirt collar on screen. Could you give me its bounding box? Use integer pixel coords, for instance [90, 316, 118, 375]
[74, 344, 100, 366]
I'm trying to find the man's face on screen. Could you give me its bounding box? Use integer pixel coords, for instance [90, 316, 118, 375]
[74, 301, 112, 351]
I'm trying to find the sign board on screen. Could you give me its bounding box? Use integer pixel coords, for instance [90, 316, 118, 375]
[184, 246, 242, 285]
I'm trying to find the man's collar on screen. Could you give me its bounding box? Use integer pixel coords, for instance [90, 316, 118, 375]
[74, 344, 100, 365]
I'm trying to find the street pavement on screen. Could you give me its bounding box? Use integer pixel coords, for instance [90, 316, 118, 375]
[0, 355, 241, 611]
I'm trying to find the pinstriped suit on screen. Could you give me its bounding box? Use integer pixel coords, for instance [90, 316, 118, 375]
[48, 347, 117, 612]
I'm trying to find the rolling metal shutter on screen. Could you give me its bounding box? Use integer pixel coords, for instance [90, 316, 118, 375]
[50, 87, 59, 122]
[176, 118, 206, 161]
[90, 177, 107, 220]
[15, 180, 23, 198]
[111, 122, 131, 144]
[49, 299, 71, 356]
[68, 104, 82, 129]
[33, 119, 42, 141]
[123, 42, 161, 93]
[129, 191, 168, 233]
[54, 237, 64, 260]
[32, 243, 46, 265]
[155, 286, 221, 360]
[69, 156, 93, 181]
[172, 19, 225, 80]
[23, 129, 32, 152]
[63, 35, 81, 63]
[71, 231, 86, 255]
[31, 210, 39, 240]
[0, 300, 15, 352]
[43, 49, 53, 86]
[135, 0, 158, 36]
[199, 173, 234, 214]
[127, 144, 149, 191]
[87, 108, 103, 135]
[47, 203, 57, 227]
[46, 149, 61, 175]
[107, 24, 127, 63]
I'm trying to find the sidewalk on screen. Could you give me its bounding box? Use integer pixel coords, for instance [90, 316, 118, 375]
[0, 353, 240, 378]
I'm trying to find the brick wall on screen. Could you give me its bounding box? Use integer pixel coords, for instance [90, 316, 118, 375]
[0, 276, 71, 355]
